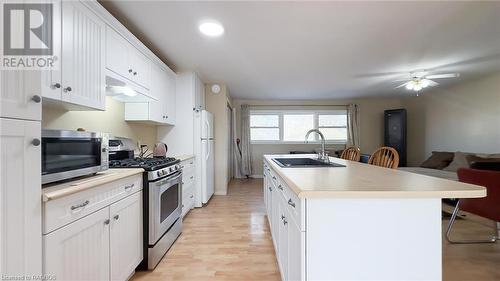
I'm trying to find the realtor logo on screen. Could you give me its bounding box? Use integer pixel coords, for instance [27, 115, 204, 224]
[3, 3, 53, 56]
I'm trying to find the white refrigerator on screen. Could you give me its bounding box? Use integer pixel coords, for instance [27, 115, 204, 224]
[200, 110, 215, 204]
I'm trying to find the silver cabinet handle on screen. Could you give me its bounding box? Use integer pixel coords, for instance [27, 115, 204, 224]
[31, 138, 41, 146]
[71, 200, 89, 210]
[288, 199, 296, 208]
[113, 214, 119, 220]
[190, 195, 194, 198]
[52, 83, 61, 89]
[128, 68, 133, 73]
[281, 215, 285, 220]
[278, 185, 283, 190]
[272, 176, 276, 180]
[268, 186, 272, 191]
[283, 218, 288, 225]
[190, 162, 193, 165]
[31, 95, 41, 103]
[104, 219, 110, 225]
[190, 176, 194, 180]
[133, 71, 137, 76]
[64, 86, 72, 92]
[124, 184, 134, 190]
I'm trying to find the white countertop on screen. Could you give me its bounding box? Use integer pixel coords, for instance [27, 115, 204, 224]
[264, 154, 486, 199]
[42, 168, 144, 201]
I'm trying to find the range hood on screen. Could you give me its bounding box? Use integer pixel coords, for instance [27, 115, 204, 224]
[105, 71, 157, 103]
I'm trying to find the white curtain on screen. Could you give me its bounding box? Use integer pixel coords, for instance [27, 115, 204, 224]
[240, 104, 252, 177]
[232, 110, 242, 179]
[347, 104, 360, 148]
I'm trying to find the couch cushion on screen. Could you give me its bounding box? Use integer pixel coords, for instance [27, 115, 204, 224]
[420, 151, 454, 170]
[443, 151, 472, 172]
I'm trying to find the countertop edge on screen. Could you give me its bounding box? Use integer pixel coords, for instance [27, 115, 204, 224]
[42, 168, 144, 202]
[264, 155, 487, 199]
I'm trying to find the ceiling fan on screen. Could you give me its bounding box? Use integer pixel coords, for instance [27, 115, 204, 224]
[395, 71, 460, 92]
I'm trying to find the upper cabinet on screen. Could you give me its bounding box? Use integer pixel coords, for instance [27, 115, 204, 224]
[194, 74, 206, 112]
[124, 62, 176, 125]
[43, 0, 106, 110]
[105, 26, 150, 90]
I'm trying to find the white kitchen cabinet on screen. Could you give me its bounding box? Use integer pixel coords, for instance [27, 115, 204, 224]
[194, 72, 205, 112]
[44, 207, 110, 281]
[0, 70, 42, 120]
[43, 175, 143, 281]
[124, 62, 176, 125]
[42, 0, 106, 110]
[110, 192, 143, 281]
[287, 217, 303, 281]
[0, 118, 41, 277]
[105, 26, 150, 90]
[181, 157, 196, 218]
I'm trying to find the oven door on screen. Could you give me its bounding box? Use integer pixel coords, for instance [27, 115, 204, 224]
[149, 172, 182, 245]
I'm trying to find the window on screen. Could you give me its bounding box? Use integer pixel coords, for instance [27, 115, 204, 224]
[249, 109, 348, 143]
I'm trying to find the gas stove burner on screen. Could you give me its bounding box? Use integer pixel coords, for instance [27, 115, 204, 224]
[109, 156, 179, 171]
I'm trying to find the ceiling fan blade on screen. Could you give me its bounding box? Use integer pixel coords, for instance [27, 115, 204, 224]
[426, 73, 460, 79]
[395, 82, 409, 89]
[427, 79, 439, 86]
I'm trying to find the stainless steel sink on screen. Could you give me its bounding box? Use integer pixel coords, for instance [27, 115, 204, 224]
[272, 157, 345, 168]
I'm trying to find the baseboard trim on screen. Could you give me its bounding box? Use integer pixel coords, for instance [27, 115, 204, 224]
[250, 174, 263, 179]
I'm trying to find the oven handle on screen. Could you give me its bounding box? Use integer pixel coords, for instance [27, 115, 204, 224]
[154, 172, 182, 187]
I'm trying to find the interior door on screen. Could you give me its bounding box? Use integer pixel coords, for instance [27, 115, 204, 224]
[43, 207, 110, 280]
[61, 0, 106, 110]
[110, 192, 143, 281]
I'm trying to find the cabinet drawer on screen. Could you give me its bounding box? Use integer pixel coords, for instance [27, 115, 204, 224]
[182, 181, 195, 202]
[43, 174, 142, 234]
[183, 169, 195, 186]
[283, 183, 303, 231]
[180, 158, 195, 172]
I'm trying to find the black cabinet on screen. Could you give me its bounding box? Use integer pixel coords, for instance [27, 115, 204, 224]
[384, 109, 407, 167]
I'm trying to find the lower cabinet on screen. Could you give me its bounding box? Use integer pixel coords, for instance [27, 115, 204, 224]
[43, 190, 143, 281]
[265, 161, 305, 281]
[181, 157, 196, 218]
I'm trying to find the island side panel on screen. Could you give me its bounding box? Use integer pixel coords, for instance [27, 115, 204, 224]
[306, 198, 442, 281]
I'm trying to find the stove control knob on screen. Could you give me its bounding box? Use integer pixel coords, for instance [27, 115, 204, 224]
[157, 171, 161, 177]
[162, 170, 167, 175]
[169, 167, 174, 173]
[175, 165, 179, 170]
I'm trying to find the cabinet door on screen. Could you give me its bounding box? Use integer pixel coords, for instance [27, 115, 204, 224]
[271, 185, 280, 251]
[0, 70, 42, 120]
[128, 46, 150, 89]
[61, 0, 106, 110]
[41, 0, 62, 102]
[288, 218, 303, 281]
[0, 118, 41, 276]
[278, 199, 289, 281]
[43, 207, 110, 280]
[110, 192, 143, 281]
[163, 69, 176, 125]
[149, 63, 165, 123]
[194, 73, 205, 111]
[105, 26, 131, 79]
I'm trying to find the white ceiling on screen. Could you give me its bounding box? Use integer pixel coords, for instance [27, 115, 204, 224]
[100, 1, 500, 100]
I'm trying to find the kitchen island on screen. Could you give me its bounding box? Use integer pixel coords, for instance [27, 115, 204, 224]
[263, 154, 485, 281]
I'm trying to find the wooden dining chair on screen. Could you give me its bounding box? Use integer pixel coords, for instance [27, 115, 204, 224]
[340, 146, 361, 162]
[368, 147, 399, 169]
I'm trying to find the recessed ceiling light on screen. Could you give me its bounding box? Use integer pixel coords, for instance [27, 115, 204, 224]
[199, 21, 224, 37]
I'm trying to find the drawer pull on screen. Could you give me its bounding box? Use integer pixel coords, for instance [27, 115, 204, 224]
[190, 161, 193, 164]
[190, 195, 194, 199]
[113, 214, 119, 220]
[278, 185, 283, 190]
[272, 176, 276, 180]
[71, 200, 90, 211]
[281, 215, 285, 220]
[190, 176, 194, 180]
[283, 218, 288, 225]
[124, 184, 134, 191]
[287, 199, 296, 208]
[268, 186, 272, 191]
[180, 165, 185, 169]
[104, 219, 110, 225]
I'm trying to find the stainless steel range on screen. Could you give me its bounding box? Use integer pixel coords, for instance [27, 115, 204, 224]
[110, 156, 182, 270]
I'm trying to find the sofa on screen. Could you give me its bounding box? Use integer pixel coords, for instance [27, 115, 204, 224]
[399, 151, 500, 181]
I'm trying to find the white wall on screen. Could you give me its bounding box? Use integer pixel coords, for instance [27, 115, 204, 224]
[233, 97, 404, 175]
[403, 72, 500, 165]
[42, 97, 157, 149]
[206, 84, 232, 195]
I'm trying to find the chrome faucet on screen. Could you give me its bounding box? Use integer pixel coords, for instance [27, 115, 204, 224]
[305, 129, 328, 162]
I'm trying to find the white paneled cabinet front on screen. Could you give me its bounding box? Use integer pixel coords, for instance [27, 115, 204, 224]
[0, 70, 42, 120]
[42, 0, 106, 110]
[61, 0, 106, 110]
[105, 26, 150, 89]
[110, 192, 143, 281]
[0, 118, 41, 277]
[44, 207, 111, 281]
[43, 181, 143, 281]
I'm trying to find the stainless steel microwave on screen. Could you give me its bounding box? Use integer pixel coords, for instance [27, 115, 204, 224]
[42, 130, 109, 185]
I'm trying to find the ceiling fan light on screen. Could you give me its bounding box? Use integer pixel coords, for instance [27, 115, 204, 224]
[421, 79, 430, 88]
[405, 83, 413, 90]
[413, 85, 422, 91]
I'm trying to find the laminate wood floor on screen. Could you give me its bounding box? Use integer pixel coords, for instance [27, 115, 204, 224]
[132, 179, 500, 281]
